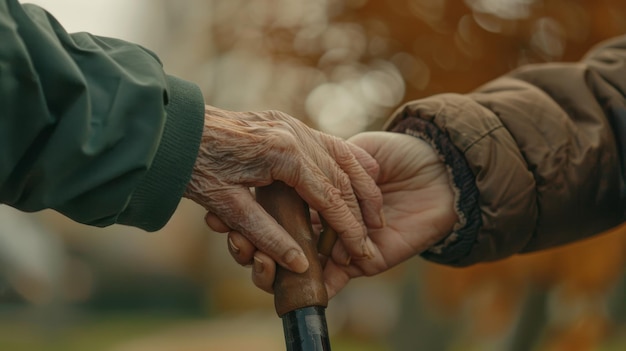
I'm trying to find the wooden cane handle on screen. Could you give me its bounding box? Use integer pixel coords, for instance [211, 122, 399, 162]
[256, 181, 328, 317]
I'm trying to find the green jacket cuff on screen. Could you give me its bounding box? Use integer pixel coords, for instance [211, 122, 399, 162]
[117, 75, 205, 231]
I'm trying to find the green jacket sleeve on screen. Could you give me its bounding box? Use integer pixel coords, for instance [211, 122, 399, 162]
[0, 0, 205, 231]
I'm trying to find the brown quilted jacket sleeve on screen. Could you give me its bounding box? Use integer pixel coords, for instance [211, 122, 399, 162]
[385, 35, 626, 266]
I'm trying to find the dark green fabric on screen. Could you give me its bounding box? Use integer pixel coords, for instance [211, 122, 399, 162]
[0, 0, 205, 231]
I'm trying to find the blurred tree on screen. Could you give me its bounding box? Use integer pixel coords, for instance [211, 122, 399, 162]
[150, 0, 625, 139]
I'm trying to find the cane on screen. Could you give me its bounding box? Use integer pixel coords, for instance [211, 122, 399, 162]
[256, 181, 332, 351]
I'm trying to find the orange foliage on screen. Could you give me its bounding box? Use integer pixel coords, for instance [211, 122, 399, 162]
[422, 224, 626, 349]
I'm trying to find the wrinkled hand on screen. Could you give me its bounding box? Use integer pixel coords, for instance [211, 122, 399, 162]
[233, 131, 458, 298]
[183, 106, 384, 274]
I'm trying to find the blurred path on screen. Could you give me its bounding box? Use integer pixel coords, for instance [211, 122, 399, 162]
[109, 312, 284, 351]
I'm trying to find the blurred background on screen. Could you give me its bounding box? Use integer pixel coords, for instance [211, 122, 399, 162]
[2, 0, 626, 350]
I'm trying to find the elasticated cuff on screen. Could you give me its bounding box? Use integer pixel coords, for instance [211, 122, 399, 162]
[117, 75, 205, 231]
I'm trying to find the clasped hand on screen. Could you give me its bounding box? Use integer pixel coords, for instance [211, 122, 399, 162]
[184, 106, 385, 274]
[223, 131, 458, 299]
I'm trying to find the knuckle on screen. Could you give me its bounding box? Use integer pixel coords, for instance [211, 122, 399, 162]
[265, 129, 298, 155]
[321, 186, 343, 210]
[324, 210, 363, 241]
[335, 171, 352, 193]
[359, 182, 383, 202]
[318, 188, 364, 235]
[341, 221, 366, 241]
[333, 142, 355, 164]
[264, 109, 286, 119]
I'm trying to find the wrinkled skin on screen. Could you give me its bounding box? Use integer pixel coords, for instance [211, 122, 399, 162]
[184, 106, 384, 273]
[228, 131, 458, 298]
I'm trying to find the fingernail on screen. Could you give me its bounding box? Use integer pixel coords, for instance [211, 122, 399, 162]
[379, 209, 386, 228]
[228, 237, 240, 254]
[284, 249, 309, 273]
[253, 256, 264, 274]
[364, 238, 376, 259]
[334, 246, 351, 266]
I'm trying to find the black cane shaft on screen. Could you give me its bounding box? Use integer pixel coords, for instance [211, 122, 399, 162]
[282, 306, 331, 351]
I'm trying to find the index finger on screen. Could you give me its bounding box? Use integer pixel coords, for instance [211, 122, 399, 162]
[209, 187, 309, 273]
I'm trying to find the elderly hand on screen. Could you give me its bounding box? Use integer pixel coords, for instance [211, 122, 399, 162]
[234, 131, 458, 298]
[183, 106, 384, 274]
